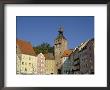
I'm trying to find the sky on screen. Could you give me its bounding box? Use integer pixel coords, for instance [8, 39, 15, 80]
[16, 16, 94, 49]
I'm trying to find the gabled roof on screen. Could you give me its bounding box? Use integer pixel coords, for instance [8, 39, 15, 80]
[16, 39, 36, 56]
[78, 40, 89, 51]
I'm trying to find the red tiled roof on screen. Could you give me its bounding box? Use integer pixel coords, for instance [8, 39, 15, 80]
[62, 50, 72, 57]
[16, 39, 36, 56]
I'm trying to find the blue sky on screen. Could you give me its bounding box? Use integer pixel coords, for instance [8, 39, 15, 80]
[16, 16, 94, 49]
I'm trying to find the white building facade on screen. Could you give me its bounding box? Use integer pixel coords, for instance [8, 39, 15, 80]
[37, 53, 46, 74]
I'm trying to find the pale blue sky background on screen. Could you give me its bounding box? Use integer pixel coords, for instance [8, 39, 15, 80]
[16, 16, 94, 49]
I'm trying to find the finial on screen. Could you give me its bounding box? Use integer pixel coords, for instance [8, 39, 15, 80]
[58, 25, 64, 32]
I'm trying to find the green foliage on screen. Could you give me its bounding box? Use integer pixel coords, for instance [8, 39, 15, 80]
[33, 42, 54, 54]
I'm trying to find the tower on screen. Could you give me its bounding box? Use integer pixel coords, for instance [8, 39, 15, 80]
[54, 26, 68, 73]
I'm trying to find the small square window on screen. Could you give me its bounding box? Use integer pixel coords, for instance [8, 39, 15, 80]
[29, 63, 31, 66]
[25, 68, 27, 71]
[22, 62, 24, 65]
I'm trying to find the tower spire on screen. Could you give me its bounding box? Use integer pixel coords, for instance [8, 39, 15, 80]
[58, 25, 64, 35]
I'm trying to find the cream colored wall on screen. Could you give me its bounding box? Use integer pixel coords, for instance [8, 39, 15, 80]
[16, 54, 21, 74]
[20, 54, 37, 74]
[54, 38, 68, 70]
[45, 60, 57, 74]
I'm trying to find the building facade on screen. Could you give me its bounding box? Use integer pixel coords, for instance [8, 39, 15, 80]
[16, 39, 37, 74]
[54, 26, 68, 73]
[37, 53, 46, 74]
[20, 54, 36, 74]
[16, 26, 94, 75]
[45, 59, 56, 74]
[16, 45, 21, 74]
[87, 39, 94, 74]
[72, 48, 80, 74]
[45, 53, 57, 74]
[61, 50, 72, 74]
[79, 39, 94, 74]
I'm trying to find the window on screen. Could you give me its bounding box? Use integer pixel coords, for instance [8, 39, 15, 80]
[41, 55, 44, 58]
[25, 68, 27, 71]
[41, 64, 44, 67]
[80, 54, 81, 57]
[82, 59, 83, 62]
[22, 62, 24, 65]
[85, 52, 87, 55]
[56, 44, 57, 48]
[29, 63, 31, 66]
[90, 54, 92, 57]
[22, 56, 24, 59]
[89, 47, 91, 50]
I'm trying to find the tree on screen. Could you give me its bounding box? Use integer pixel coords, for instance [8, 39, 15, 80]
[33, 42, 54, 54]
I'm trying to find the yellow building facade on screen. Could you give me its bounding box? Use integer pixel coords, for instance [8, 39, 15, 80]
[16, 54, 21, 74]
[45, 59, 57, 74]
[16, 39, 37, 75]
[16, 45, 21, 74]
[20, 54, 37, 74]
